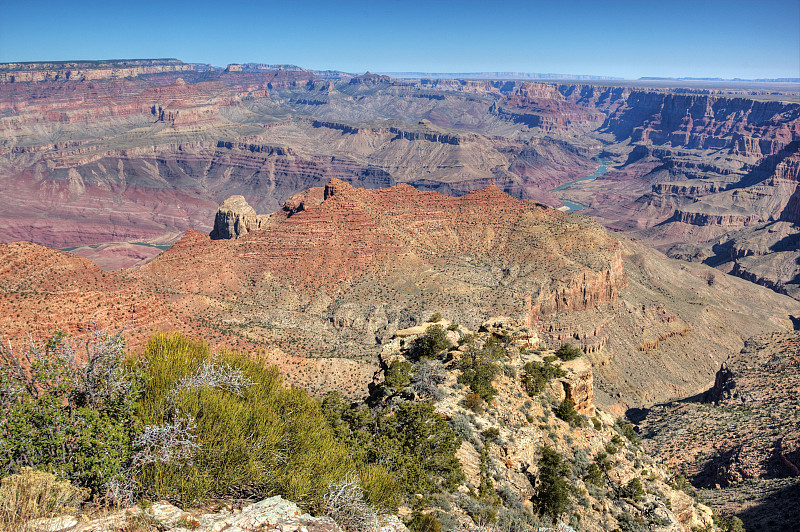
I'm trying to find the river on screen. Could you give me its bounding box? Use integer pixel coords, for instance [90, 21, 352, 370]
[548, 157, 608, 212]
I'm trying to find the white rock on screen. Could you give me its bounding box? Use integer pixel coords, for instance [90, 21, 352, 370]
[26, 516, 78, 532]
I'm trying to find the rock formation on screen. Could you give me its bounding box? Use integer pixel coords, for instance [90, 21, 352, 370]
[26, 495, 407, 532]
[0, 58, 194, 82]
[365, 316, 714, 531]
[2, 180, 795, 411]
[4, 63, 796, 297]
[637, 331, 800, 530]
[209, 195, 271, 239]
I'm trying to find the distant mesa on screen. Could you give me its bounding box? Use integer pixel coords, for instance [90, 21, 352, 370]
[381, 71, 624, 81]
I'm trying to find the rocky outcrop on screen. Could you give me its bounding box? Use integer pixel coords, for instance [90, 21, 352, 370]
[638, 331, 800, 530]
[706, 362, 738, 404]
[370, 316, 713, 531]
[667, 210, 764, 228]
[349, 72, 392, 85]
[209, 195, 271, 239]
[26, 495, 408, 532]
[558, 357, 595, 416]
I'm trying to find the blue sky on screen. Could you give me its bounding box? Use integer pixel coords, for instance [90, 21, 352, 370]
[1, 0, 798, 79]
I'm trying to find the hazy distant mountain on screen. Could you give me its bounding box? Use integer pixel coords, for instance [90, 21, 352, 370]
[641, 76, 800, 83]
[380, 71, 623, 80]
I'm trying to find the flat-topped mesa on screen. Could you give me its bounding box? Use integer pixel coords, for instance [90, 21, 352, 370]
[209, 195, 271, 240]
[0, 58, 193, 83]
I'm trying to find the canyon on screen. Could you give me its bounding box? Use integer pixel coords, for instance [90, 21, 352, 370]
[1, 60, 797, 299]
[2, 60, 800, 529]
[1, 181, 795, 413]
[1, 59, 798, 405]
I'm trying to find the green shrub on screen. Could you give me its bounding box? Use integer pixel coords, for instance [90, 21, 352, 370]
[458, 343, 502, 402]
[595, 452, 612, 472]
[408, 511, 442, 532]
[615, 420, 641, 446]
[384, 360, 414, 392]
[135, 334, 362, 509]
[325, 394, 463, 499]
[534, 447, 570, 517]
[554, 398, 578, 424]
[0, 330, 141, 495]
[521, 361, 565, 397]
[591, 418, 602, 431]
[414, 325, 453, 360]
[620, 477, 645, 502]
[481, 428, 500, 445]
[381, 401, 464, 493]
[713, 513, 745, 532]
[555, 343, 582, 361]
[584, 463, 604, 487]
[428, 313, 443, 323]
[359, 464, 400, 512]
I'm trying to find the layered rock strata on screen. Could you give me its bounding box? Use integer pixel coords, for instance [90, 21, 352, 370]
[4, 180, 794, 410]
[209, 195, 271, 239]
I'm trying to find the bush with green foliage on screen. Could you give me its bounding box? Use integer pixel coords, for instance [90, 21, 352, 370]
[620, 477, 645, 501]
[594, 451, 612, 473]
[555, 343, 582, 361]
[554, 398, 578, 424]
[135, 333, 382, 509]
[481, 427, 500, 445]
[457, 339, 503, 403]
[407, 511, 442, 532]
[584, 463, 604, 487]
[521, 360, 565, 397]
[0, 330, 141, 496]
[534, 447, 570, 518]
[428, 313, 443, 323]
[712, 513, 746, 532]
[615, 420, 641, 445]
[381, 401, 464, 494]
[323, 393, 463, 499]
[414, 325, 453, 360]
[384, 360, 414, 393]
